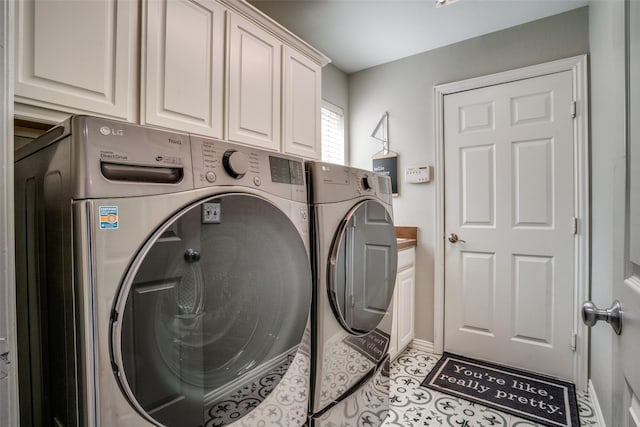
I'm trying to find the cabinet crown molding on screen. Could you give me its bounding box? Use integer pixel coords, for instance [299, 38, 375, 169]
[219, 0, 331, 67]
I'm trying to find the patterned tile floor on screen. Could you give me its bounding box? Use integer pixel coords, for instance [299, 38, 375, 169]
[384, 347, 599, 427]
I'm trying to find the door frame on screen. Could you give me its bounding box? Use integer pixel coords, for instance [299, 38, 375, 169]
[612, 1, 640, 423]
[433, 55, 590, 391]
[1, 0, 18, 424]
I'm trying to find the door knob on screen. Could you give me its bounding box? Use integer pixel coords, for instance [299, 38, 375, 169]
[448, 233, 466, 244]
[582, 300, 622, 335]
[184, 249, 201, 263]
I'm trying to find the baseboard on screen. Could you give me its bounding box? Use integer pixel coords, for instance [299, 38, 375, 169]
[409, 339, 435, 354]
[588, 379, 607, 427]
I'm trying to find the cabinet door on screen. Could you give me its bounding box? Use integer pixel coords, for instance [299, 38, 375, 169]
[142, 0, 224, 137]
[389, 292, 399, 360]
[15, 0, 138, 121]
[282, 46, 321, 159]
[227, 12, 281, 151]
[397, 266, 415, 353]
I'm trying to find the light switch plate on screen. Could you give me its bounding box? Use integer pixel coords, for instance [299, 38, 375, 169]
[405, 165, 432, 183]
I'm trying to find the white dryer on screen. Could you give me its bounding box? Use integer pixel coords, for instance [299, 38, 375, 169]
[306, 162, 398, 426]
[14, 116, 312, 426]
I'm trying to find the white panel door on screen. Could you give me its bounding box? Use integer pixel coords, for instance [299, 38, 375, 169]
[142, 0, 224, 137]
[612, 2, 640, 424]
[15, 0, 138, 120]
[282, 46, 321, 159]
[227, 12, 281, 151]
[444, 71, 576, 380]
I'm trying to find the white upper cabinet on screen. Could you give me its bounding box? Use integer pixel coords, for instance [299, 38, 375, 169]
[15, 0, 138, 121]
[227, 12, 281, 151]
[14, 0, 330, 154]
[142, 0, 225, 138]
[282, 46, 321, 159]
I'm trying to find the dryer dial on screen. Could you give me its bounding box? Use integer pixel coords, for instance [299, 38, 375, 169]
[222, 150, 249, 179]
[361, 175, 372, 191]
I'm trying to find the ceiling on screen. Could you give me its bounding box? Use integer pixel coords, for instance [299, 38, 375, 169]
[248, 0, 590, 74]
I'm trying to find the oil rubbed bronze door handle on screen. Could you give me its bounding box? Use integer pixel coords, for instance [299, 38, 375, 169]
[448, 233, 466, 244]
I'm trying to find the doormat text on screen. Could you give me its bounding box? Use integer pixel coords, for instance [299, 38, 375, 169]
[421, 352, 579, 427]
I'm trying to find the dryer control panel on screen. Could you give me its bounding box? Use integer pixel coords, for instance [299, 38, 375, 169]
[306, 161, 393, 205]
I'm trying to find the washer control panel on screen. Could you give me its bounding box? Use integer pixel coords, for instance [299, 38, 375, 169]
[191, 136, 306, 202]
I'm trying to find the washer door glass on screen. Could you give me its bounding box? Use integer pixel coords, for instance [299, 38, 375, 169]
[329, 199, 398, 335]
[112, 194, 311, 427]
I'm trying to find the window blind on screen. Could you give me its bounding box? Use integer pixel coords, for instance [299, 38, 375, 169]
[321, 103, 345, 165]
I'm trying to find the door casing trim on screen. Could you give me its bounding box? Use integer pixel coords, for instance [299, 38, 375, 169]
[433, 54, 590, 391]
[1, 0, 18, 423]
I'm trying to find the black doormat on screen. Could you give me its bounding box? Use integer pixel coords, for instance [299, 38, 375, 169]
[421, 352, 579, 427]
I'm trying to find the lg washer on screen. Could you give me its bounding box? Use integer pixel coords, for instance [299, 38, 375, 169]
[14, 116, 312, 426]
[306, 162, 398, 426]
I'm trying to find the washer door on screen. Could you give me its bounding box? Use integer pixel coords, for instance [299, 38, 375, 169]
[328, 199, 398, 335]
[111, 194, 311, 427]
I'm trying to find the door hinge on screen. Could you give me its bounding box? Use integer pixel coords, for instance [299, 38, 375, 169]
[570, 333, 577, 351]
[571, 100, 577, 118]
[572, 217, 579, 235]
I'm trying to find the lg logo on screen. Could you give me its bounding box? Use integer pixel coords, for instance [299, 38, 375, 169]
[99, 126, 124, 136]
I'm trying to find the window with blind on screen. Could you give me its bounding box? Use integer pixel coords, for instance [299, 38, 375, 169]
[321, 102, 345, 165]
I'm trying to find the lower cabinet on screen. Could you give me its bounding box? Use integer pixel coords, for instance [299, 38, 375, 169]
[390, 247, 415, 360]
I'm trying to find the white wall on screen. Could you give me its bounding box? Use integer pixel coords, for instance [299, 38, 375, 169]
[588, 0, 626, 424]
[322, 63, 348, 112]
[348, 8, 589, 344]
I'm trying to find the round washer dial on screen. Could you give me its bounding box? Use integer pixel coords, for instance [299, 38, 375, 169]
[222, 150, 249, 179]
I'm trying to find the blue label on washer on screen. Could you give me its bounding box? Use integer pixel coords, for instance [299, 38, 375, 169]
[99, 206, 119, 229]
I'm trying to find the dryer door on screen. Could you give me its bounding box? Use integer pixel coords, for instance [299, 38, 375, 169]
[111, 194, 311, 427]
[328, 199, 398, 335]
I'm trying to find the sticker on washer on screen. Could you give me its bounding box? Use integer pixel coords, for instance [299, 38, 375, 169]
[99, 206, 119, 229]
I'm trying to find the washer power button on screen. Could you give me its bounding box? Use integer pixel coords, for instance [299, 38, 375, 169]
[205, 171, 216, 183]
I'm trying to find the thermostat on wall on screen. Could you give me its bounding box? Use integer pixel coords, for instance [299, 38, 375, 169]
[405, 165, 432, 183]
